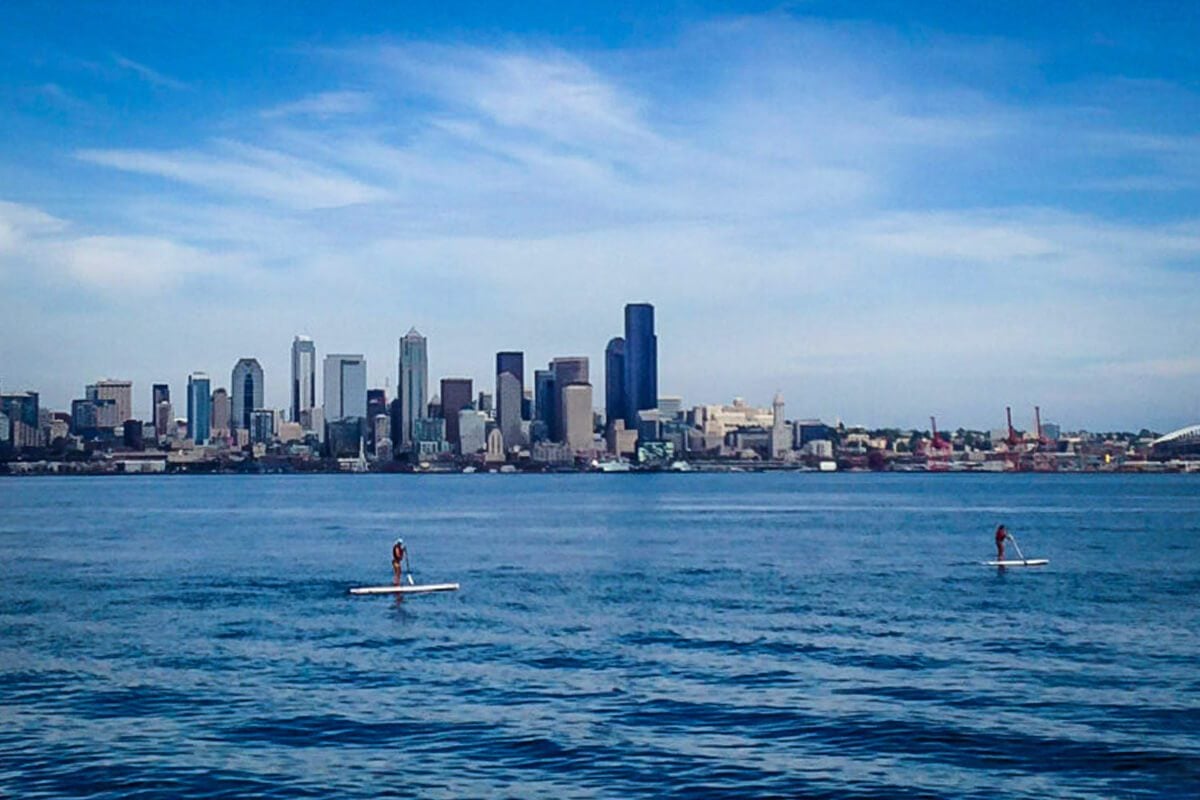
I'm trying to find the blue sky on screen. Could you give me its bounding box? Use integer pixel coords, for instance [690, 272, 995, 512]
[1, 2, 1198, 430]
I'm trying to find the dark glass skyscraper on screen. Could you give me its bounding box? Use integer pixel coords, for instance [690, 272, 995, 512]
[440, 378, 473, 451]
[623, 303, 657, 428]
[533, 369, 555, 440]
[605, 337, 625, 430]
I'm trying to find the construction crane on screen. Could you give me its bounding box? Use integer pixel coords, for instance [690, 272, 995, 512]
[1034, 406, 1050, 447]
[1006, 406, 1021, 449]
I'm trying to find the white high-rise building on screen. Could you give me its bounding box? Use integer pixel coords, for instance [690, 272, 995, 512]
[323, 354, 367, 422]
[291, 335, 317, 429]
[563, 383, 594, 453]
[770, 391, 789, 459]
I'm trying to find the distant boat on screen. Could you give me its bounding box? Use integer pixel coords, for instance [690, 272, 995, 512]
[669, 460, 693, 472]
[594, 459, 632, 473]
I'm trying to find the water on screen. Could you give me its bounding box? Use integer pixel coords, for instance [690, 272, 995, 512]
[1, 473, 1198, 798]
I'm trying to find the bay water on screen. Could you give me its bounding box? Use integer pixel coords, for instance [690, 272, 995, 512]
[1, 474, 1197, 798]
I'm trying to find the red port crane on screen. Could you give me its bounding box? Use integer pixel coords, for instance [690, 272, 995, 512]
[1006, 406, 1021, 448]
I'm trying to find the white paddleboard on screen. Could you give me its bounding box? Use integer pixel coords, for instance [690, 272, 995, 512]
[349, 583, 460, 595]
[984, 559, 1049, 567]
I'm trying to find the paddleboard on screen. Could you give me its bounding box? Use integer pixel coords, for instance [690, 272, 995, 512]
[349, 583, 460, 595]
[983, 559, 1049, 567]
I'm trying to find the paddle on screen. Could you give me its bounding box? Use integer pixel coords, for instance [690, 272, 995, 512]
[1008, 533, 1029, 565]
[404, 551, 415, 585]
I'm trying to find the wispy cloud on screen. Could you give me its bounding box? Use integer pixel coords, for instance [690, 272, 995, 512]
[111, 53, 188, 90]
[261, 90, 373, 119]
[75, 142, 390, 209]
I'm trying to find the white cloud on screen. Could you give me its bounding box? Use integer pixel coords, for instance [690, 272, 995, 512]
[112, 53, 188, 90]
[261, 90, 374, 119]
[76, 142, 390, 209]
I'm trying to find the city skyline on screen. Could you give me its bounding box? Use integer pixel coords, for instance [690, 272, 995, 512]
[1, 5, 1198, 429]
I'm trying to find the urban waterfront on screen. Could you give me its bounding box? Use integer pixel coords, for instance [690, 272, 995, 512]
[1, 473, 1196, 798]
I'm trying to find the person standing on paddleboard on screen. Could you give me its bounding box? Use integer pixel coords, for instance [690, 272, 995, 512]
[392, 539, 406, 586]
[995, 525, 1009, 560]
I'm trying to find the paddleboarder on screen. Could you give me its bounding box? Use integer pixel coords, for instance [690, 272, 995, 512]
[392, 538, 407, 586]
[995, 525, 1010, 561]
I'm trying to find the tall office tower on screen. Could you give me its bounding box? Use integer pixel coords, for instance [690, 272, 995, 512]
[440, 378, 473, 451]
[398, 328, 428, 449]
[495, 351, 524, 449]
[231, 358, 264, 431]
[623, 303, 657, 428]
[250, 409, 275, 445]
[551, 357, 589, 442]
[152, 384, 170, 434]
[291, 335, 317, 429]
[477, 392, 493, 415]
[563, 383, 594, 452]
[323, 354, 367, 421]
[604, 337, 625, 432]
[155, 401, 173, 440]
[770, 391, 789, 459]
[89, 379, 133, 424]
[211, 388, 231, 439]
[534, 368, 556, 439]
[187, 373, 212, 445]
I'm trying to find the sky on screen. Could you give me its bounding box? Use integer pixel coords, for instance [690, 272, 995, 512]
[1, 1, 1198, 431]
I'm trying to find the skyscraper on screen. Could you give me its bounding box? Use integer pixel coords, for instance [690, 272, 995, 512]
[551, 357, 589, 442]
[211, 388, 231, 439]
[398, 328, 428, 449]
[152, 384, 170, 437]
[187, 373, 211, 445]
[623, 303, 657, 428]
[291, 335, 317, 429]
[231, 358, 264, 431]
[323, 354, 367, 421]
[440, 378, 473, 451]
[604, 337, 625, 431]
[534, 368, 556, 440]
[496, 351, 525, 450]
[563, 383, 594, 452]
[367, 389, 388, 453]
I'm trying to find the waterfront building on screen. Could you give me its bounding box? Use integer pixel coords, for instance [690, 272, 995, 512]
[606, 419, 638, 456]
[187, 373, 212, 445]
[250, 409, 275, 445]
[323, 354, 367, 421]
[551, 357, 589, 442]
[458, 409, 487, 455]
[534, 369, 555, 439]
[326, 418, 365, 458]
[636, 408, 661, 444]
[211, 388, 231, 440]
[88, 379, 133, 426]
[441, 378, 474, 451]
[623, 303, 657, 429]
[563, 383, 594, 453]
[485, 428, 505, 463]
[496, 351, 525, 447]
[277, 421, 303, 443]
[123, 419, 143, 450]
[373, 413, 391, 452]
[398, 328, 428, 449]
[0, 411, 9, 445]
[605, 337, 625, 430]
[231, 358, 264, 431]
[291, 335, 317, 429]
